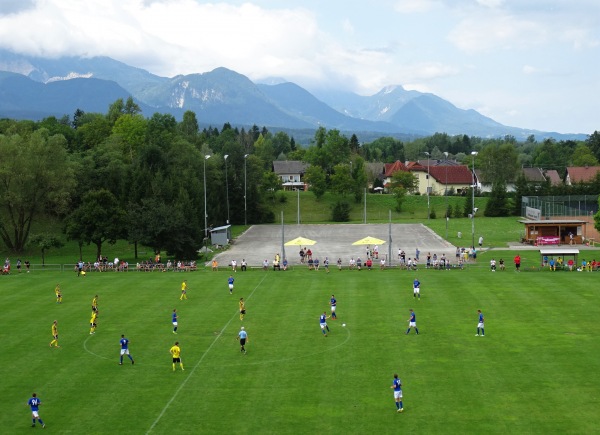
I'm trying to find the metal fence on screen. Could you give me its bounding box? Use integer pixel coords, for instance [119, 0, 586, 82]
[522, 195, 598, 218]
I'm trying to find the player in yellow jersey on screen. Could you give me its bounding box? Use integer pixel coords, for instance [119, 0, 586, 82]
[239, 298, 246, 321]
[170, 341, 184, 371]
[180, 280, 188, 300]
[92, 295, 98, 313]
[54, 284, 62, 304]
[49, 320, 60, 347]
[90, 311, 98, 334]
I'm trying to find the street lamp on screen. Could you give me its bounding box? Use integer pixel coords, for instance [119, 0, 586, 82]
[244, 154, 249, 226]
[204, 155, 211, 241]
[444, 151, 449, 239]
[424, 151, 431, 220]
[471, 151, 478, 249]
[224, 155, 230, 224]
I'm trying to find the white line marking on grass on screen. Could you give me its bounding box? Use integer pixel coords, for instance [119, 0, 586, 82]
[146, 273, 267, 434]
[83, 334, 112, 361]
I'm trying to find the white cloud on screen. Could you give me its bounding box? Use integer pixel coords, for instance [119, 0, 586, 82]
[476, 0, 504, 8]
[448, 12, 546, 53]
[0, 0, 598, 133]
[394, 0, 438, 14]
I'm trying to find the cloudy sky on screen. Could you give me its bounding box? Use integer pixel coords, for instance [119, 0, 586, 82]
[0, 0, 598, 134]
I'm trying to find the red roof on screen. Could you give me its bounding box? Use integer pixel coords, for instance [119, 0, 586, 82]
[428, 165, 474, 184]
[383, 160, 408, 177]
[567, 166, 600, 183]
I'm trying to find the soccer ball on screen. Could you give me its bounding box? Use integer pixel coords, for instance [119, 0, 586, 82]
[342, 323, 346, 327]
[81, 271, 86, 276]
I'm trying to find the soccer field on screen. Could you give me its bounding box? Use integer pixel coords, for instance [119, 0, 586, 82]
[2, 266, 600, 434]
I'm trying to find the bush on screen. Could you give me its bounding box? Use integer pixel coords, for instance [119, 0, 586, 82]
[331, 201, 351, 222]
[277, 192, 288, 203]
[429, 208, 437, 219]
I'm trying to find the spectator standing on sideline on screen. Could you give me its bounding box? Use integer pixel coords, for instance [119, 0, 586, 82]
[27, 393, 45, 428]
[390, 374, 403, 413]
[241, 259, 247, 271]
[478, 236, 483, 247]
[514, 254, 521, 272]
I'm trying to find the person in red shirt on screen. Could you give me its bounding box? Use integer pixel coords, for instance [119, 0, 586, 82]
[513, 254, 521, 272]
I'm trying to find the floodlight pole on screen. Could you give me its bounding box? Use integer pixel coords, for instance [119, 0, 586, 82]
[244, 154, 249, 226]
[224, 154, 230, 224]
[444, 151, 449, 240]
[364, 188, 367, 224]
[297, 187, 300, 224]
[471, 151, 478, 249]
[424, 151, 430, 220]
[204, 154, 211, 253]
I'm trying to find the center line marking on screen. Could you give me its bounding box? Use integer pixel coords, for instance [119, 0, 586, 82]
[146, 273, 267, 434]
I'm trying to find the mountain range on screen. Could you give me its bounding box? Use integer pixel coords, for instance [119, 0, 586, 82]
[0, 49, 585, 141]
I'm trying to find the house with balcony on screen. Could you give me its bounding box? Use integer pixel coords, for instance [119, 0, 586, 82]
[272, 161, 310, 190]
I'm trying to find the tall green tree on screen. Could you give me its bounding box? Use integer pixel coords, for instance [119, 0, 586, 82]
[28, 233, 64, 266]
[477, 142, 519, 187]
[0, 130, 75, 253]
[484, 182, 510, 217]
[64, 189, 126, 259]
[304, 165, 327, 199]
[330, 164, 353, 197]
[571, 143, 598, 166]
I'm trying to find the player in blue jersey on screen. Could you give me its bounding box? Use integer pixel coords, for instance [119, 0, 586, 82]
[238, 326, 248, 354]
[228, 275, 234, 294]
[319, 312, 330, 336]
[330, 295, 337, 319]
[172, 309, 178, 334]
[476, 310, 485, 336]
[406, 309, 419, 334]
[27, 393, 45, 428]
[119, 334, 135, 365]
[390, 374, 403, 412]
[413, 278, 421, 300]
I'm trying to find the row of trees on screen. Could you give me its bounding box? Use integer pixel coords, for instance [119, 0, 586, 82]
[1, 98, 599, 257]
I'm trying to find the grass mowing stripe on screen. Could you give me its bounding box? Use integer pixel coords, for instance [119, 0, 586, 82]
[145, 273, 268, 434]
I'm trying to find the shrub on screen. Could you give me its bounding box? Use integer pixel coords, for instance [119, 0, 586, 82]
[331, 201, 351, 222]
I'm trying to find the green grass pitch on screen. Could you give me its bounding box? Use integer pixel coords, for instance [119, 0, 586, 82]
[1, 265, 599, 434]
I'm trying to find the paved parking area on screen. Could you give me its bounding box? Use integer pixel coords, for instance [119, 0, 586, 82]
[212, 223, 457, 267]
